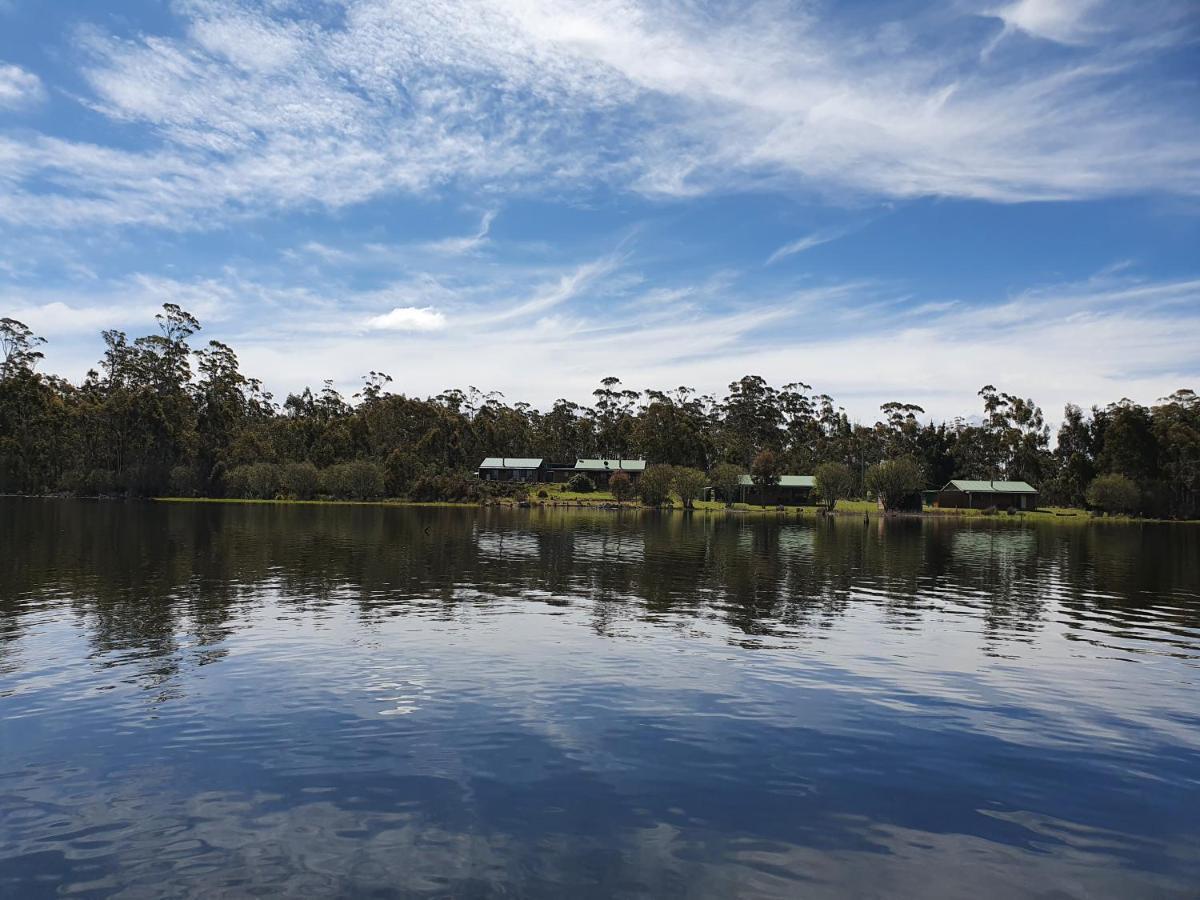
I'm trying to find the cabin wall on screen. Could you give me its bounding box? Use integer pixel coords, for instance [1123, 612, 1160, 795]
[739, 485, 815, 506]
[479, 467, 544, 483]
[936, 490, 1038, 510]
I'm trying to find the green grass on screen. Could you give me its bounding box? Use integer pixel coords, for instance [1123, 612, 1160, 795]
[152, 491, 1196, 524]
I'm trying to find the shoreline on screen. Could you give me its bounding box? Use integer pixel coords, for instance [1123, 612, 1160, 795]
[5, 493, 1194, 524]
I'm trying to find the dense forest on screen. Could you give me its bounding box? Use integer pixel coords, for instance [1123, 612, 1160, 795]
[1, 306, 1197, 517]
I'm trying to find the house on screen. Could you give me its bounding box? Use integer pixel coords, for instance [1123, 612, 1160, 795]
[553, 458, 647, 486]
[935, 479, 1039, 510]
[478, 457, 546, 483]
[737, 474, 816, 505]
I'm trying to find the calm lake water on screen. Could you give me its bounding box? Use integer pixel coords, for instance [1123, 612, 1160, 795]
[2, 499, 1198, 899]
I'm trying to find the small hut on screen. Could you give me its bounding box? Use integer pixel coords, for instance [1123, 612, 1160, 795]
[737, 474, 816, 505]
[555, 459, 647, 486]
[935, 480, 1039, 510]
[477, 458, 546, 483]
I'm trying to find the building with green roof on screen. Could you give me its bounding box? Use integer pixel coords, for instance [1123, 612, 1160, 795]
[735, 473, 816, 505]
[935, 479, 1039, 510]
[560, 458, 647, 486]
[478, 457, 546, 483]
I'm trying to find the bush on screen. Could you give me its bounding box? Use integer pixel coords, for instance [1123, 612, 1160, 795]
[536, 488, 549, 499]
[281, 461, 320, 500]
[225, 462, 282, 499]
[321, 461, 385, 500]
[169, 464, 199, 497]
[608, 470, 635, 502]
[671, 466, 707, 508]
[408, 471, 478, 502]
[638, 464, 675, 506]
[814, 461, 855, 510]
[384, 449, 423, 496]
[61, 468, 118, 496]
[865, 457, 924, 511]
[567, 473, 595, 493]
[1086, 473, 1140, 515]
[709, 463, 744, 506]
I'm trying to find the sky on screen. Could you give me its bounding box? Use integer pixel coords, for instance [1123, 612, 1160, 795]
[1, 0, 1198, 424]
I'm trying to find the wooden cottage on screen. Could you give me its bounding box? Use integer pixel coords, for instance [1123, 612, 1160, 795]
[477, 457, 546, 483]
[737, 474, 816, 506]
[555, 459, 647, 486]
[935, 480, 1039, 510]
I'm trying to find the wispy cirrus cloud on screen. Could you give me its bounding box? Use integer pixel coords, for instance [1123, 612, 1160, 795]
[0, 0, 1195, 231]
[766, 231, 844, 265]
[421, 210, 498, 255]
[13, 237, 1198, 424]
[0, 62, 43, 108]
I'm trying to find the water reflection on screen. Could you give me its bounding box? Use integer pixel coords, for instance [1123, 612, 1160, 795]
[1, 499, 1198, 898]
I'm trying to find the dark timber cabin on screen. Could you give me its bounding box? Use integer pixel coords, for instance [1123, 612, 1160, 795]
[555, 459, 647, 486]
[736, 474, 816, 505]
[935, 479, 1039, 510]
[478, 458, 546, 483]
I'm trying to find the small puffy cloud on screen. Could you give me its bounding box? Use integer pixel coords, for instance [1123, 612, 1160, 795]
[0, 62, 44, 107]
[366, 306, 447, 332]
[990, 0, 1104, 44]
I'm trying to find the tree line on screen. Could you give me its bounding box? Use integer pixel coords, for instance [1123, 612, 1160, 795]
[1, 307, 1197, 516]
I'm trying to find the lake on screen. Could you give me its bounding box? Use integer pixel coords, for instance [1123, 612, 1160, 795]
[1, 499, 1198, 898]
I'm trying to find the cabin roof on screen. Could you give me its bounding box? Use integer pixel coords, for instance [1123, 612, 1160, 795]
[479, 457, 544, 469]
[574, 458, 647, 472]
[738, 474, 815, 488]
[942, 479, 1037, 494]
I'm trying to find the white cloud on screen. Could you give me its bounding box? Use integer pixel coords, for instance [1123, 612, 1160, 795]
[19, 251, 1196, 429]
[766, 231, 842, 265]
[0, 62, 43, 108]
[990, 0, 1105, 44]
[0, 0, 1195, 230]
[422, 210, 498, 255]
[366, 306, 447, 332]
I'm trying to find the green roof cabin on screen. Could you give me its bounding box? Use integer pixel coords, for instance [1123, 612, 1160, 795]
[935, 479, 1039, 510]
[736, 474, 816, 506]
[478, 457, 546, 483]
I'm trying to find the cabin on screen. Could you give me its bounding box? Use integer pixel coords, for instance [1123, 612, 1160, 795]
[736, 474, 816, 506]
[935, 479, 1039, 510]
[477, 457, 546, 483]
[553, 458, 647, 486]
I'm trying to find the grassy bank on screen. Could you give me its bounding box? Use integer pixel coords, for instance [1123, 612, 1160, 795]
[145, 491, 1195, 524]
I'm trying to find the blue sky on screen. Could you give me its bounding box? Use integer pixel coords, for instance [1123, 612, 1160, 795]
[1, 0, 1197, 422]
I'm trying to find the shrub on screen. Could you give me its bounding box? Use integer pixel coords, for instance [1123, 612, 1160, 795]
[222, 465, 274, 501]
[608, 470, 635, 502]
[536, 488, 549, 499]
[408, 471, 479, 502]
[709, 463, 744, 506]
[169, 464, 199, 497]
[814, 461, 855, 510]
[567, 473, 595, 493]
[671, 466, 708, 508]
[865, 457, 924, 511]
[224, 462, 282, 499]
[384, 449, 422, 496]
[321, 461, 385, 500]
[638, 464, 675, 506]
[281, 461, 320, 500]
[1086, 473, 1140, 515]
[61, 468, 118, 496]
